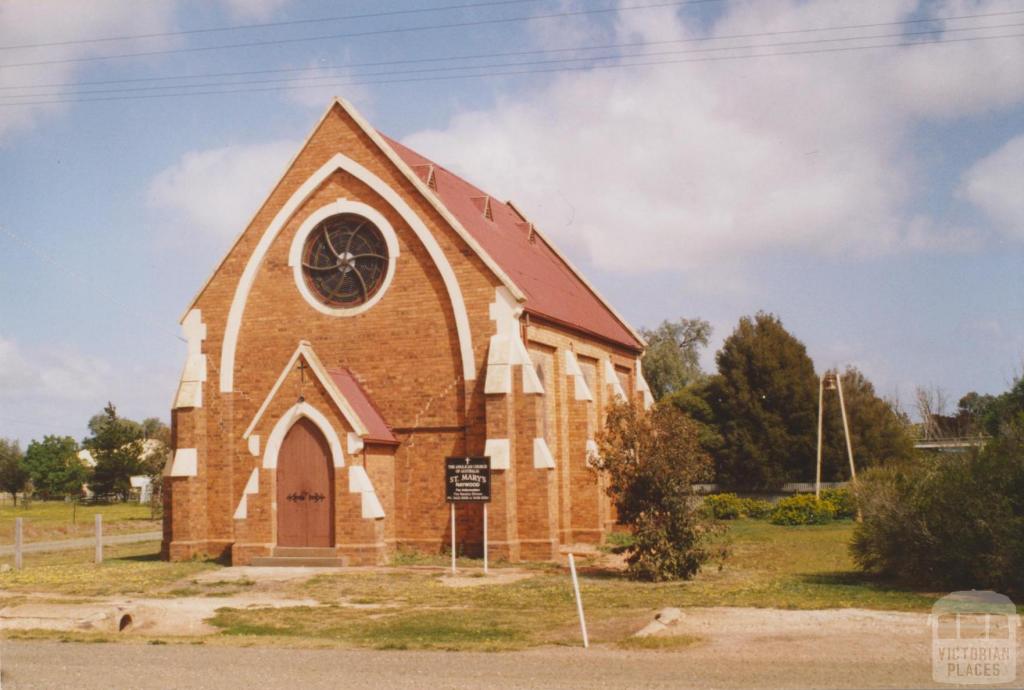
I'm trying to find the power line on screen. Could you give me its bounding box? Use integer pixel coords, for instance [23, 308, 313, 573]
[2, 31, 1019, 108]
[3, 21, 1021, 102]
[0, 0, 553, 51]
[3, 7, 1019, 93]
[0, 0, 721, 70]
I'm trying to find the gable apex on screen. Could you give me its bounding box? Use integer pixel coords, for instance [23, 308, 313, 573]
[243, 341, 371, 440]
[179, 96, 525, 325]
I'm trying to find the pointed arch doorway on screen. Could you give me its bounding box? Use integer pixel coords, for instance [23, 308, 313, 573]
[276, 417, 335, 547]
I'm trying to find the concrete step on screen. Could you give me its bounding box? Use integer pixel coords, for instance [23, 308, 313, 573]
[272, 547, 338, 558]
[250, 556, 349, 568]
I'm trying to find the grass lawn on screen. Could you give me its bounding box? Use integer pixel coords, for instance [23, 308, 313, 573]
[208, 519, 942, 651]
[0, 500, 159, 543]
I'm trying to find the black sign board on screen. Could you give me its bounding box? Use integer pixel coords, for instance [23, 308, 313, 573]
[445, 457, 491, 502]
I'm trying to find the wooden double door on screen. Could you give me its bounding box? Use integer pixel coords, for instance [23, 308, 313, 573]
[276, 417, 334, 547]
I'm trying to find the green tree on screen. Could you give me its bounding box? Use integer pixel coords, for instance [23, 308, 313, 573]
[980, 377, 1024, 438]
[594, 401, 720, 581]
[665, 381, 723, 460]
[639, 318, 712, 400]
[955, 391, 996, 436]
[140, 417, 170, 445]
[23, 435, 88, 499]
[84, 403, 144, 500]
[819, 367, 915, 480]
[704, 312, 818, 490]
[0, 438, 29, 506]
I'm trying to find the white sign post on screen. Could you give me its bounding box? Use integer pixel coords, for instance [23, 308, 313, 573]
[450, 503, 456, 575]
[568, 553, 589, 649]
[482, 503, 488, 575]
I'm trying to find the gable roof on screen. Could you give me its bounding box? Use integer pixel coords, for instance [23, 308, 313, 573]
[180, 98, 643, 353]
[242, 341, 397, 445]
[382, 136, 644, 352]
[327, 368, 398, 445]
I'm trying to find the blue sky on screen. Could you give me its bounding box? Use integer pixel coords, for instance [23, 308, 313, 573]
[1, 0, 1023, 445]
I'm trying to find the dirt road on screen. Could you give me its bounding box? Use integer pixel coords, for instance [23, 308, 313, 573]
[0, 618, 959, 690]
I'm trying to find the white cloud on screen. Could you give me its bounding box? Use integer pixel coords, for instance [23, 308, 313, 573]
[0, 334, 178, 444]
[147, 139, 299, 239]
[0, 1, 178, 141]
[960, 133, 1024, 240]
[402, 0, 1024, 272]
[0, 335, 110, 403]
[221, 0, 290, 21]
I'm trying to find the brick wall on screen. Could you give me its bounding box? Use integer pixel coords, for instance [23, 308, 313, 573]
[163, 101, 644, 564]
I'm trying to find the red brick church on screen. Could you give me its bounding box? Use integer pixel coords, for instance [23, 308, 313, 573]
[163, 98, 653, 565]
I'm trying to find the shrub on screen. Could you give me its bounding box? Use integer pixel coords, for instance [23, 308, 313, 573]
[769, 494, 836, 525]
[819, 487, 856, 518]
[850, 442, 1024, 596]
[703, 493, 745, 519]
[741, 497, 774, 519]
[595, 402, 722, 581]
[702, 493, 773, 520]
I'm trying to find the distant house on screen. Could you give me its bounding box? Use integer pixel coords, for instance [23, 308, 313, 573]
[164, 98, 652, 566]
[78, 439, 165, 501]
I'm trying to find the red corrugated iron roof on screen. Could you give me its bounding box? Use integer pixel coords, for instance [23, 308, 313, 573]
[328, 368, 398, 445]
[381, 135, 643, 352]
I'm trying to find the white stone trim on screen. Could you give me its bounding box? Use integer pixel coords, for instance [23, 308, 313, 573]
[348, 465, 374, 493]
[604, 359, 627, 401]
[485, 287, 542, 395]
[484, 438, 510, 470]
[533, 437, 555, 469]
[564, 350, 594, 402]
[243, 468, 259, 495]
[347, 432, 364, 455]
[243, 341, 368, 439]
[173, 309, 206, 409]
[636, 358, 654, 409]
[233, 468, 261, 520]
[219, 150, 477, 393]
[521, 343, 545, 395]
[170, 448, 197, 477]
[287, 198, 401, 317]
[262, 401, 345, 470]
[247, 435, 260, 457]
[361, 492, 386, 520]
[585, 439, 599, 468]
[348, 466, 385, 519]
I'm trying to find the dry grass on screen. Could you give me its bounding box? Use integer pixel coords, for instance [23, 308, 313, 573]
[617, 634, 705, 651]
[0, 520, 944, 651]
[210, 520, 939, 651]
[0, 540, 217, 597]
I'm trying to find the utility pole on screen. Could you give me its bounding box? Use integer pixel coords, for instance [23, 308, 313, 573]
[815, 370, 857, 500]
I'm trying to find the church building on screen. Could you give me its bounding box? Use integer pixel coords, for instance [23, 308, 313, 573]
[163, 98, 653, 566]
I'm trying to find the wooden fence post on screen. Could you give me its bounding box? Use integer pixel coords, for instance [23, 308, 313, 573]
[94, 514, 103, 564]
[14, 517, 23, 570]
